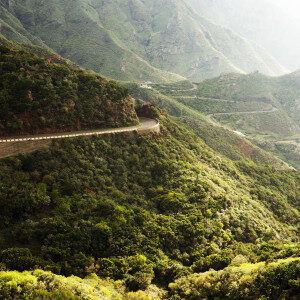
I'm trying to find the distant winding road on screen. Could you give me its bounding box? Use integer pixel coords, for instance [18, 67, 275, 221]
[206, 106, 278, 127]
[0, 117, 159, 143]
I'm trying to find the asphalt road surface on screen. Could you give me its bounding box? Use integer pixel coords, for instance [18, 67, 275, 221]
[0, 118, 159, 143]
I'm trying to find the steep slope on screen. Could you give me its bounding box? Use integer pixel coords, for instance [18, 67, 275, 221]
[0, 39, 138, 136]
[0, 114, 298, 290]
[187, 0, 300, 71]
[0, 0, 49, 48]
[0, 0, 287, 81]
[0, 0, 184, 83]
[0, 34, 79, 69]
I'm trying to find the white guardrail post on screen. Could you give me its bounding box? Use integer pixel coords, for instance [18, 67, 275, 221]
[0, 119, 160, 143]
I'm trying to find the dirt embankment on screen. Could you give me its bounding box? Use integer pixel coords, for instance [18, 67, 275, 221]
[0, 140, 51, 159]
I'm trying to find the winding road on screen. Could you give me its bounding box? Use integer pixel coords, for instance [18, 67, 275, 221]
[0, 117, 159, 143]
[206, 106, 278, 127]
[173, 96, 235, 102]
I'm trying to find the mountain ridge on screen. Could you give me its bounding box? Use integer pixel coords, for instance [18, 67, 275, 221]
[0, 0, 288, 81]
[186, 0, 300, 71]
[0, 39, 139, 136]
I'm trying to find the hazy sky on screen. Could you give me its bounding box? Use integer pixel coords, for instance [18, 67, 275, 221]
[270, 0, 300, 20]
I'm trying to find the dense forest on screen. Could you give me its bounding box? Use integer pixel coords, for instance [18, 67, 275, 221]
[0, 112, 299, 298]
[0, 41, 138, 136]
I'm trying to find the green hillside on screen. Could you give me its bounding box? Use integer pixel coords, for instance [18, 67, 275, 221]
[0, 34, 79, 69]
[195, 72, 300, 121]
[193, 72, 299, 138]
[132, 72, 299, 169]
[0, 35, 298, 298]
[193, 72, 300, 168]
[0, 39, 138, 136]
[0, 113, 299, 296]
[125, 82, 293, 169]
[0, 0, 184, 83]
[0, 0, 287, 82]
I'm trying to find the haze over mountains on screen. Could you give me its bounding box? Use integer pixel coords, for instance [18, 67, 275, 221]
[187, 0, 300, 72]
[0, 0, 292, 82]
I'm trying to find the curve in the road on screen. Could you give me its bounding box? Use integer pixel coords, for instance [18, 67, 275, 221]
[175, 83, 198, 92]
[0, 117, 159, 143]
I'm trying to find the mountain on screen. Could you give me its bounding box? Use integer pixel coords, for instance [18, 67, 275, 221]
[0, 0, 287, 81]
[187, 0, 300, 71]
[0, 37, 138, 136]
[0, 35, 299, 298]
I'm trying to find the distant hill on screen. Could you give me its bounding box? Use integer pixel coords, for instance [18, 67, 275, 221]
[187, 0, 300, 71]
[124, 81, 293, 169]
[134, 71, 299, 169]
[0, 0, 287, 81]
[0, 38, 138, 136]
[195, 71, 300, 128]
[190, 71, 299, 168]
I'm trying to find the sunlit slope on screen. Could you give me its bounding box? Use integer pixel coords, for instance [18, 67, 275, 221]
[187, 0, 300, 70]
[0, 0, 287, 81]
[0, 115, 298, 284]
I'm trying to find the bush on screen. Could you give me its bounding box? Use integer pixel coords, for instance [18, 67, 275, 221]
[192, 253, 232, 272]
[125, 271, 153, 291]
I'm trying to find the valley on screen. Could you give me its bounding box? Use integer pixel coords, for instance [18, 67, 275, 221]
[147, 72, 299, 170]
[0, 1, 299, 299]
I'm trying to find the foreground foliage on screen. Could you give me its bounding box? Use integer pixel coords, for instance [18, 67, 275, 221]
[0, 115, 298, 295]
[0, 269, 159, 299]
[169, 257, 300, 299]
[0, 256, 298, 299]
